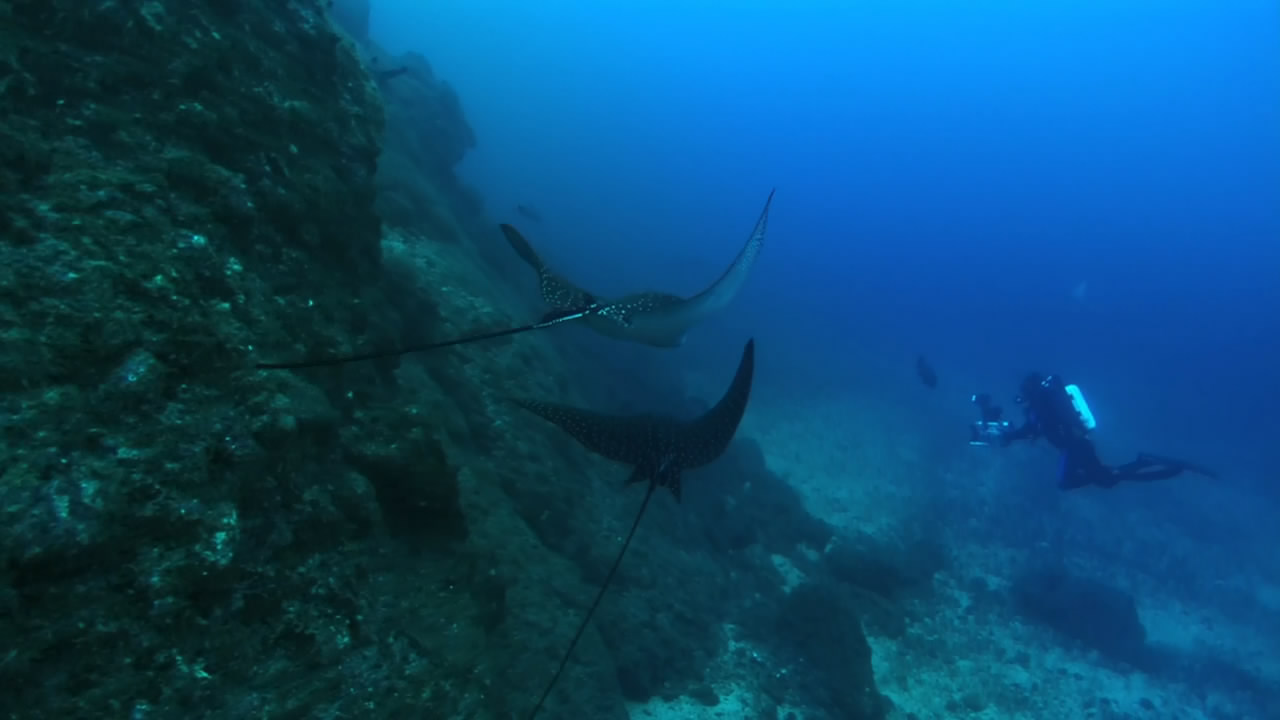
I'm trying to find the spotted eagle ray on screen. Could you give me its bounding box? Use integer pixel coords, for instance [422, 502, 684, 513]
[253, 191, 773, 370]
[249, 189, 768, 368]
[502, 188, 774, 347]
[516, 338, 755, 719]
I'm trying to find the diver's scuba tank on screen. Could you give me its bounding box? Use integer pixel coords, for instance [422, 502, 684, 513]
[1063, 383, 1096, 431]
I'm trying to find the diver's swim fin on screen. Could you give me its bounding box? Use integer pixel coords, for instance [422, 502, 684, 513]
[1138, 452, 1218, 479]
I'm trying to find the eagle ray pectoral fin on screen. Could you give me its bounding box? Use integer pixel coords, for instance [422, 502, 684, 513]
[679, 338, 756, 468]
[664, 470, 683, 502]
[675, 190, 774, 328]
[500, 223, 543, 269]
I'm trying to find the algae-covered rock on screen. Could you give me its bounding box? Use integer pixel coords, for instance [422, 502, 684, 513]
[1011, 564, 1150, 667]
[341, 410, 468, 549]
[824, 528, 946, 601]
[741, 580, 890, 720]
[0, 1, 595, 718]
[369, 44, 484, 238]
[0, 2, 903, 718]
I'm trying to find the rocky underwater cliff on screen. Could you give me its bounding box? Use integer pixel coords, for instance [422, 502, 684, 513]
[0, 2, 926, 718]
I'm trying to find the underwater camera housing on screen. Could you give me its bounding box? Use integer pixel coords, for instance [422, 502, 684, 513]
[969, 420, 1011, 446]
[968, 393, 1011, 446]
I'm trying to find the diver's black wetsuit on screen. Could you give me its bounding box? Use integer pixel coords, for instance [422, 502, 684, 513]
[1004, 374, 1214, 489]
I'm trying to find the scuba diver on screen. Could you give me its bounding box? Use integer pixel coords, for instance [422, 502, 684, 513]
[970, 373, 1217, 490]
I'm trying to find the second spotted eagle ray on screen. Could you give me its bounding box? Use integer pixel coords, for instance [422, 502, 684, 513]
[516, 338, 755, 719]
[254, 191, 773, 369]
[502, 188, 774, 348]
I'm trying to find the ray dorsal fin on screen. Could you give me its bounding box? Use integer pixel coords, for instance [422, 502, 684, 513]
[515, 339, 755, 718]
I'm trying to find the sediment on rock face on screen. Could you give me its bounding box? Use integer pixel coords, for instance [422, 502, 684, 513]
[0, 2, 602, 718]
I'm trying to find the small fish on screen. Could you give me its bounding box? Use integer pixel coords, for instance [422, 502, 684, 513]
[375, 66, 409, 82]
[916, 355, 937, 389]
[503, 188, 774, 348]
[515, 204, 543, 223]
[516, 338, 755, 719]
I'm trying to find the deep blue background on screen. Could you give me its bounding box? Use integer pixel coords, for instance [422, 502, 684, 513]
[371, 1, 1279, 494]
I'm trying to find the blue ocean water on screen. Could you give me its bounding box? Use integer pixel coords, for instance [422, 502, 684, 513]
[375, 0, 1278, 478]
[369, 1, 1279, 716]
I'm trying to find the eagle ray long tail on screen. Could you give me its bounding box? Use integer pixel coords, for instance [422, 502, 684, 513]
[526, 479, 658, 720]
[253, 308, 594, 370]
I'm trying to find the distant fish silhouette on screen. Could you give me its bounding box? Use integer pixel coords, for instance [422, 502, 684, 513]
[916, 355, 937, 389]
[503, 188, 774, 348]
[516, 338, 756, 719]
[375, 66, 410, 82]
[515, 204, 543, 223]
